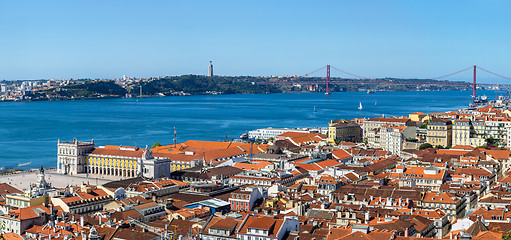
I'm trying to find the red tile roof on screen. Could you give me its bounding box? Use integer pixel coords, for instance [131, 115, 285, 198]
[91, 145, 147, 158]
[331, 149, 352, 160]
[366, 117, 409, 123]
[423, 192, 460, 204]
[238, 216, 284, 237]
[0, 183, 22, 198]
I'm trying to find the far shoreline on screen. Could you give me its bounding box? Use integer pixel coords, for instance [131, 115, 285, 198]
[0, 89, 475, 103]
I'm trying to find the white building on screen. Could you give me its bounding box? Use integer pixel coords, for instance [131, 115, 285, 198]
[248, 127, 327, 140]
[57, 138, 95, 175]
[248, 128, 305, 140]
[381, 125, 416, 155]
[57, 138, 171, 179]
[362, 117, 413, 148]
[453, 118, 511, 148]
[0, 205, 50, 235]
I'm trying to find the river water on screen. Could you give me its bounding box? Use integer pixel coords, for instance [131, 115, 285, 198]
[0, 90, 498, 169]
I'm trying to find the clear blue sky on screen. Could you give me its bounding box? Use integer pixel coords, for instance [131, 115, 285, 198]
[1, 1, 510, 83]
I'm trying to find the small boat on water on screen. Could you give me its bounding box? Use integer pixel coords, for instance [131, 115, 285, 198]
[358, 102, 363, 110]
[17, 161, 31, 167]
[367, 90, 376, 94]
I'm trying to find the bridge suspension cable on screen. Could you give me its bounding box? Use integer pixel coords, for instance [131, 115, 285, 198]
[330, 66, 372, 79]
[477, 66, 511, 81]
[330, 65, 477, 82]
[301, 66, 327, 77]
[426, 66, 474, 81]
[298, 64, 511, 95]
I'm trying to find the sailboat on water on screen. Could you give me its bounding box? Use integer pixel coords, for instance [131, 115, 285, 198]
[358, 102, 363, 110]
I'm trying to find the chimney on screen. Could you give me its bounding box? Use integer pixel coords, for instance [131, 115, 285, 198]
[80, 216, 84, 227]
[405, 228, 409, 237]
[99, 217, 102, 225]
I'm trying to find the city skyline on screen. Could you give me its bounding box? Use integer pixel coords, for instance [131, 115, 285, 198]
[1, 1, 511, 83]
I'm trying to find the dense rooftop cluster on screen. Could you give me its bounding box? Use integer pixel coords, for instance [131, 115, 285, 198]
[4, 104, 511, 240]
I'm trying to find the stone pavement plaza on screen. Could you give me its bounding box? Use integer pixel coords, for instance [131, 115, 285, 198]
[0, 170, 123, 191]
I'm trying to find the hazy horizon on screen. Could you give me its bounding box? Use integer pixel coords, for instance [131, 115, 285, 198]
[2, 1, 511, 84]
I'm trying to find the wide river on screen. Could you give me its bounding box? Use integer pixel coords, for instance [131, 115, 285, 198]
[0, 90, 499, 169]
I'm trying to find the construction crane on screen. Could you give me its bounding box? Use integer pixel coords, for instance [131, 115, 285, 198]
[495, 89, 511, 100]
[127, 217, 175, 240]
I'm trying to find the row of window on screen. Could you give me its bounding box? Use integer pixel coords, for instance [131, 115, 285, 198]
[71, 203, 103, 214]
[231, 201, 249, 207]
[88, 157, 137, 169]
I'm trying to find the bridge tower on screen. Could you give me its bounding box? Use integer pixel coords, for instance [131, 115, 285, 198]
[473, 65, 477, 98]
[326, 65, 331, 95]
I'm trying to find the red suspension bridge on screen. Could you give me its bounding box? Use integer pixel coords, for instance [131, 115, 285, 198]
[297, 65, 511, 98]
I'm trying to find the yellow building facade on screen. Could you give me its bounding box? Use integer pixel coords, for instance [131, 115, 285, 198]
[6, 193, 48, 208]
[328, 119, 363, 144]
[409, 112, 429, 122]
[426, 119, 453, 147]
[87, 156, 139, 177]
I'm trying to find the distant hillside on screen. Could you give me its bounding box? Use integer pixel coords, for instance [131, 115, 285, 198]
[29, 80, 126, 100]
[67, 81, 127, 96]
[129, 75, 281, 95]
[23, 75, 473, 101]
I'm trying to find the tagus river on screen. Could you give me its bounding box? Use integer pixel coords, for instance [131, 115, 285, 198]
[0, 90, 499, 169]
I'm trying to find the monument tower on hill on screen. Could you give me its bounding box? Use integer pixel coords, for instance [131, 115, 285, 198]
[208, 61, 213, 77]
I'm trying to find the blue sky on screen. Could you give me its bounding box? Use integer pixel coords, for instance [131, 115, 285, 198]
[1, 1, 510, 83]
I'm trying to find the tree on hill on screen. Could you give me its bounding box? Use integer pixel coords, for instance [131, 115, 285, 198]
[129, 75, 282, 96]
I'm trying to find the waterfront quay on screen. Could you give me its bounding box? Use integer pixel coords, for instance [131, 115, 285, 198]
[0, 170, 114, 190]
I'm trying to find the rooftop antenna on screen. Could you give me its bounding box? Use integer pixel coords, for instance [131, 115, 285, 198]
[173, 127, 177, 147]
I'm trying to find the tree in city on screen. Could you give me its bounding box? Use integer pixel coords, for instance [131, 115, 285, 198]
[152, 142, 162, 149]
[419, 143, 433, 150]
[502, 230, 511, 240]
[486, 137, 499, 148]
